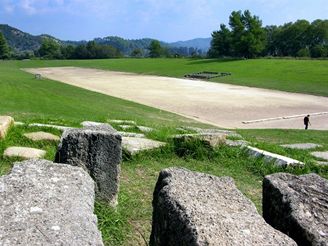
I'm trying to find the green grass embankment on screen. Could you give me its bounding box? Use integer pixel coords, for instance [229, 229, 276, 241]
[7, 58, 328, 97]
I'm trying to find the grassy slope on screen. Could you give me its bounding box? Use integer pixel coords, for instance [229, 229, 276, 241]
[10, 58, 328, 97]
[0, 60, 206, 127]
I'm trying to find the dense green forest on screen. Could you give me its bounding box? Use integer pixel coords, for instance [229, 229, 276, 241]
[209, 10, 328, 58]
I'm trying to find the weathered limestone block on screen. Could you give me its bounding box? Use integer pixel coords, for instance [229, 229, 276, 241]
[137, 125, 154, 132]
[150, 168, 296, 246]
[4, 146, 46, 159]
[182, 126, 242, 138]
[118, 131, 145, 138]
[55, 124, 122, 206]
[263, 173, 328, 246]
[173, 133, 226, 148]
[311, 151, 328, 161]
[29, 123, 73, 131]
[281, 143, 322, 150]
[109, 119, 136, 125]
[0, 159, 103, 246]
[122, 137, 165, 155]
[226, 139, 249, 147]
[0, 116, 14, 139]
[24, 131, 60, 141]
[247, 146, 304, 166]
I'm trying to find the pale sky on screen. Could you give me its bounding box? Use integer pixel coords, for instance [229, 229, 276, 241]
[0, 0, 327, 42]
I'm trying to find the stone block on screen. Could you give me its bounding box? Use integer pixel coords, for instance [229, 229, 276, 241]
[4, 147, 46, 159]
[0, 116, 14, 139]
[29, 123, 73, 131]
[0, 159, 103, 245]
[247, 146, 304, 166]
[55, 124, 122, 206]
[263, 173, 328, 246]
[122, 137, 165, 155]
[311, 151, 328, 161]
[226, 139, 249, 147]
[281, 143, 322, 150]
[150, 168, 296, 246]
[118, 131, 145, 138]
[173, 133, 226, 148]
[24, 131, 60, 141]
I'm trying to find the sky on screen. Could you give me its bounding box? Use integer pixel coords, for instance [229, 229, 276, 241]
[0, 0, 327, 42]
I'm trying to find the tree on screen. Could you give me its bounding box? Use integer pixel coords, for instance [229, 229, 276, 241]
[208, 24, 232, 57]
[131, 48, 143, 57]
[0, 32, 10, 59]
[229, 10, 266, 58]
[209, 10, 266, 58]
[148, 40, 163, 58]
[38, 37, 61, 59]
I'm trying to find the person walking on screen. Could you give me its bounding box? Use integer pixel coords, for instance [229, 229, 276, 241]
[304, 115, 311, 130]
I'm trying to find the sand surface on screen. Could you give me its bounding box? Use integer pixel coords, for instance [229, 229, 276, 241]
[24, 67, 328, 130]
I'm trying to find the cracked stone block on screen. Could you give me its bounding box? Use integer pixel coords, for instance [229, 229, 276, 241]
[55, 124, 122, 206]
[0, 159, 103, 245]
[263, 173, 328, 246]
[150, 168, 296, 246]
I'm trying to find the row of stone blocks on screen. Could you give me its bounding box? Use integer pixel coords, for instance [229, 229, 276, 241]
[150, 168, 328, 245]
[0, 123, 123, 245]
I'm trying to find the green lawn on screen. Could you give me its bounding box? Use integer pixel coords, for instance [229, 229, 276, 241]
[0, 58, 328, 245]
[4, 57, 328, 96]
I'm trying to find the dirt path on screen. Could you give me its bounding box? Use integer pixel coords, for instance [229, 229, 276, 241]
[24, 67, 328, 130]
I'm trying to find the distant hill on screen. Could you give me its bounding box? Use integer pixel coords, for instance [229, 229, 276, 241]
[0, 24, 60, 52]
[169, 38, 212, 52]
[0, 24, 210, 55]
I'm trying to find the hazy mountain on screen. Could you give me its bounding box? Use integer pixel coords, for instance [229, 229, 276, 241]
[169, 38, 212, 52]
[0, 24, 210, 55]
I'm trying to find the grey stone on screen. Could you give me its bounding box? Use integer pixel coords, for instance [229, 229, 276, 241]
[173, 133, 226, 148]
[14, 121, 24, 126]
[24, 131, 60, 141]
[150, 168, 296, 246]
[29, 123, 73, 131]
[137, 126, 154, 132]
[81, 121, 104, 127]
[122, 137, 165, 155]
[263, 173, 328, 246]
[3, 147, 46, 159]
[0, 159, 103, 246]
[281, 143, 322, 150]
[311, 151, 328, 161]
[0, 116, 14, 139]
[247, 146, 304, 166]
[119, 124, 134, 130]
[316, 161, 328, 166]
[55, 124, 122, 206]
[118, 131, 145, 138]
[109, 119, 136, 125]
[226, 139, 249, 147]
[182, 126, 242, 138]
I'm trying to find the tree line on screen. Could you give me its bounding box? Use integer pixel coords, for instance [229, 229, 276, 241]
[209, 10, 328, 58]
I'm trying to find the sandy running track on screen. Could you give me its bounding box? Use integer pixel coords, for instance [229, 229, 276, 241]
[24, 67, 328, 130]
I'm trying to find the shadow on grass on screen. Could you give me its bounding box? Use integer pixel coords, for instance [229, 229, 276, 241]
[186, 58, 243, 66]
